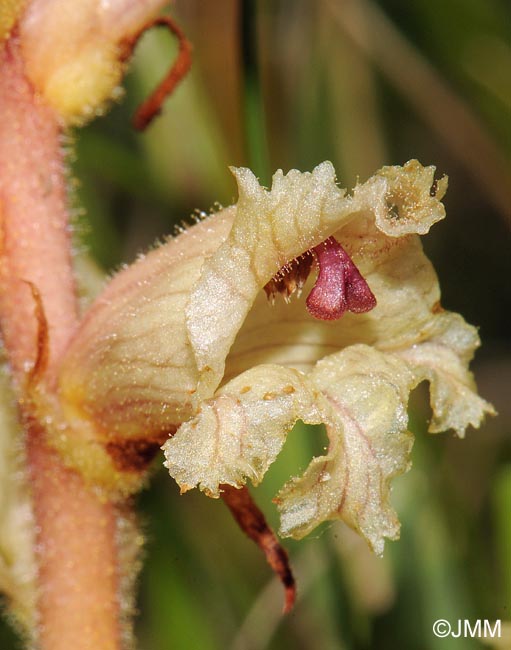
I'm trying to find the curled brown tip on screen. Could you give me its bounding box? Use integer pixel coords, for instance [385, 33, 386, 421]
[123, 15, 193, 130]
[221, 485, 296, 614]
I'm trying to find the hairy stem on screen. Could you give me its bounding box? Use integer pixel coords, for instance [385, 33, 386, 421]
[0, 36, 121, 649]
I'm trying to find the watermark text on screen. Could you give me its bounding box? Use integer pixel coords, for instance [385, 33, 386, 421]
[433, 619, 501, 639]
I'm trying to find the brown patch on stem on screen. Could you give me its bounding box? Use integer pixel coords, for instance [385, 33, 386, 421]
[121, 15, 193, 130]
[106, 432, 171, 473]
[24, 280, 49, 387]
[221, 485, 296, 613]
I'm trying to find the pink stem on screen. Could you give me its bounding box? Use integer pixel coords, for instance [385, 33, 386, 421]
[0, 36, 121, 649]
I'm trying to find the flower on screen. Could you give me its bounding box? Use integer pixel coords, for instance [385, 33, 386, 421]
[2, 0, 168, 125]
[42, 160, 493, 555]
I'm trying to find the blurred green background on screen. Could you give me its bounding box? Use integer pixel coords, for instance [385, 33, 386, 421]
[2, 0, 511, 648]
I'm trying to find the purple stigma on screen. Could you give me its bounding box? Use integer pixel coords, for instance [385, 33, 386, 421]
[305, 237, 376, 320]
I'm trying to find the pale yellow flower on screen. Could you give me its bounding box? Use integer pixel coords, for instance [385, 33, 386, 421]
[47, 160, 493, 554]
